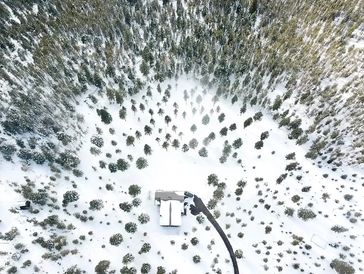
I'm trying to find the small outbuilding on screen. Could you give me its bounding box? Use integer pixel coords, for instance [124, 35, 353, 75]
[154, 191, 186, 227]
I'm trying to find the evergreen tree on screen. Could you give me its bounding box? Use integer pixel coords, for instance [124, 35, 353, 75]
[136, 157, 148, 169]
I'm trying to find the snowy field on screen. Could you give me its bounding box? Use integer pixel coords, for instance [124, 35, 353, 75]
[0, 77, 363, 273]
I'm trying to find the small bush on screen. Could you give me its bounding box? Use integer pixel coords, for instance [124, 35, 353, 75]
[297, 208, 316, 221]
[125, 222, 137, 233]
[128, 185, 141, 197]
[89, 199, 104, 210]
[63, 191, 79, 206]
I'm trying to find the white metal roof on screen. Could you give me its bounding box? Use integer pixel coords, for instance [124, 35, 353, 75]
[159, 200, 183, 227]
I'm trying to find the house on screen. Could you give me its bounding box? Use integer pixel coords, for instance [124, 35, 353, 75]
[154, 191, 186, 227]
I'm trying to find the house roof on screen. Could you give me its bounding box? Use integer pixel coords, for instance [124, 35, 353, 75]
[159, 200, 183, 226]
[155, 190, 185, 202]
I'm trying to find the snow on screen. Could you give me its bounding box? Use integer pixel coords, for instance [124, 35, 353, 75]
[0, 76, 363, 273]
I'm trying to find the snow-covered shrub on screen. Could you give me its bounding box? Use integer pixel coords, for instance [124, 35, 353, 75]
[141, 263, 151, 273]
[213, 188, 224, 201]
[108, 163, 118, 173]
[96, 108, 112, 124]
[218, 113, 225, 123]
[260, 131, 269, 140]
[0, 144, 17, 160]
[190, 124, 197, 133]
[232, 138, 243, 149]
[64, 265, 82, 274]
[229, 123, 237, 131]
[297, 208, 316, 221]
[125, 222, 137, 233]
[189, 138, 198, 149]
[284, 207, 295, 217]
[56, 150, 80, 169]
[330, 259, 355, 274]
[244, 117, 253, 128]
[190, 237, 199, 246]
[136, 157, 148, 169]
[119, 107, 127, 120]
[219, 127, 228, 136]
[119, 202, 133, 212]
[172, 139, 180, 149]
[285, 152, 296, 160]
[139, 243, 151, 254]
[207, 174, 219, 186]
[198, 147, 208, 157]
[254, 140, 263, 149]
[62, 191, 79, 206]
[132, 198, 141, 207]
[207, 199, 218, 209]
[286, 162, 299, 171]
[117, 158, 130, 171]
[120, 266, 137, 274]
[193, 255, 201, 263]
[89, 199, 104, 211]
[0, 227, 19, 241]
[122, 253, 135, 264]
[90, 136, 104, 148]
[95, 260, 110, 274]
[182, 144, 189, 152]
[156, 266, 166, 274]
[138, 213, 150, 224]
[202, 114, 210, 125]
[109, 233, 123, 246]
[235, 249, 244, 259]
[126, 136, 135, 146]
[331, 225, 348, 233]
[128, 185, 141, 197]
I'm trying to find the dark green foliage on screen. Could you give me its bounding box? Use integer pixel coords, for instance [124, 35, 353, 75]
[202, 114, 210, 125]
[156, 266, 166, 274]
[189, 138, 198, 149]
[21, 185, 48, 205]
[330, 259, 355, 274]
[331, 225, 348, 233]
[117, 158, 130, 171]
[286, 162, 299, 171]
[126, 136, 135, 146]
[220, 127, 228, 136]
[89, 199, 104, 210]
[144, 144, 152, 155]
[91, 136, 104, 148]
[198, 147, 208, 157]
[193, 255, 201, 263]
[0, 144, 17, 160]
[141, 263, 151, 273]
[260, 131, 269, 140]
[56, 150, 80, 169]
[244, 117, 253, 128]
[95, 260, 110, 274]
[139, 243, 151, 254]
[138, 213, 150, 224]
[190, 237, 199, 246]
[119, 202, 133, 212]
[108, 163, 118, 173]
[232, 138, 243, 149]
[119, 107, 127, 120]
[136, 157, 148, 169]
[284, 207, 295, 217]
[125, 222, 137, 233]
[122, 253, 135, 264]
[63, 191, 79, 206]
[253, 111, 263, 121]
[298, 208, 316, 221]
[272, 96, 282, 110]
[254, 140, 264, 149]
[207, 174, 219, 186]
[96, 109, 112, 124]
[218, 113, 225, 123]
[109, 233, 123, 246]
[128, 184, 141, 197]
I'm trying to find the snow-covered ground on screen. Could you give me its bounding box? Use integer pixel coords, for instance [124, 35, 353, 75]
[0, 77, 363, 273]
